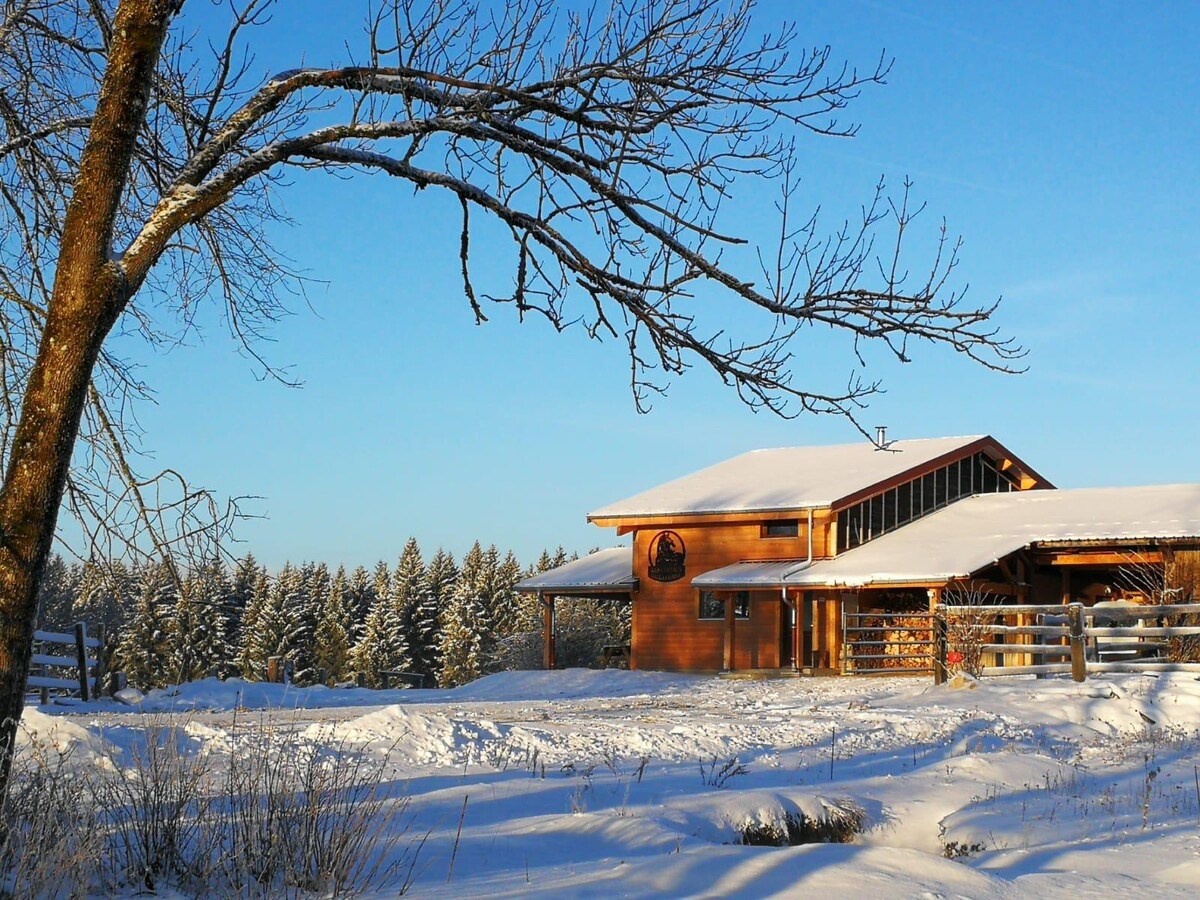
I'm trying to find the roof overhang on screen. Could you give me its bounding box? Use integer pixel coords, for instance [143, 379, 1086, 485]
[515, 547, 638, 596]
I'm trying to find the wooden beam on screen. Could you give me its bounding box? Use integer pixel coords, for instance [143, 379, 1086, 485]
[723, 591, 735, 671]
[1034, 551, 1164, 567]
[996, 557, 1017, 586]
[542, 593, 556, 671]
[793, 592, 803, 670]
[1061, 569, 1071, 606]
[589, 509, 835, 530]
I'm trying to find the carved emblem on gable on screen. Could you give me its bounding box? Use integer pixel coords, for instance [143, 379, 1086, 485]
[647, 531, 686, 582]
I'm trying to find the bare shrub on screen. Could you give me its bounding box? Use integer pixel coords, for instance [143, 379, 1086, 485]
[738, 801, 865, 846]
[941, 583, 1000, 678]
[0, 733, 103, 899]
[1117, 550, 1200, 663]
[94, 725, 214, 891]
[699, 756, 749, 789]
[212, 719, 416, 897]
[1, 715, 418, 898]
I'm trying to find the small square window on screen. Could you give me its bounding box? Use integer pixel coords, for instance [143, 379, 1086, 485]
[699, 590, 751, 620]
[763, 520, 799, 538]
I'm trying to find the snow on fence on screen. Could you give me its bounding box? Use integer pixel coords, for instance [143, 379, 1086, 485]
[932, 602, 1200, 683]
[29, 623, 105, 702]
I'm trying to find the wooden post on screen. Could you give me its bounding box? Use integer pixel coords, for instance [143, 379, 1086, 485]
[1061, 568, 1071, 605]
[723, 591, 736, 671]
[933, 608, 948, 685]
[94, 624, 107, 697]
[73, 622, 90, 702]
[541, 593, 556, 671]
[792, 590, 804, 672]
[1068, 602, 1087, 682]
[267, 656, 282, 684]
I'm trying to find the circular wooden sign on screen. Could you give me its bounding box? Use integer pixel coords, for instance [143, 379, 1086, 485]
[647, 531, 686, 582]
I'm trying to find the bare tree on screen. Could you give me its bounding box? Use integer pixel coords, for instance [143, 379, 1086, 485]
[0, 0, 1023, 800]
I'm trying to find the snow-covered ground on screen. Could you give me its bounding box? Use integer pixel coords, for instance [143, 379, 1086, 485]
[26, 669, 1200, 898]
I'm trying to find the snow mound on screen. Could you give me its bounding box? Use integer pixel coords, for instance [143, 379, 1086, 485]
[124, 670, 696, 714]
[16, 707, 107, 767]
[439, 668, 696, 702]
[658, 788, 867, 846]
[308, 705, 506, 766]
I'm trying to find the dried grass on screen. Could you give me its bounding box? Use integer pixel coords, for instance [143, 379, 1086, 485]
[0, 715, 420, 898]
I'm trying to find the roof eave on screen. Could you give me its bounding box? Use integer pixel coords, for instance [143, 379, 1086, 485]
[587, 503, 827, 527]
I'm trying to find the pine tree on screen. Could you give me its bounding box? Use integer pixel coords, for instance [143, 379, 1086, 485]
[73, 561, 134, 636]
[345, 565, 374, 645]
[227, 553, 263, 658]
[391, 538, 427, 674]
[351, 560, 408, 687]
[114, 560, 176, 690]
[172, 562, 230, 682]
[418, 548, 456, 682]
[237, 568, 273, 679]
[438, 542, 492, 687]
[314, 567, 353, 684]
[244, 565, 290, 681]
[35, 555, 78, 632]
[491, 550, 523, 637]
[280, 563, 320, 684]
[351, 602, 403, 689]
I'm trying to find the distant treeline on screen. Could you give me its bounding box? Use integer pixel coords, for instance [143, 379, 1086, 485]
[36, 541, 629, 690]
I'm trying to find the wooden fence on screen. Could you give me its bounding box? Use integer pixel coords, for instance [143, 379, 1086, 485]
[29, 623, 104, 702]
[933, 602, 1200, 683]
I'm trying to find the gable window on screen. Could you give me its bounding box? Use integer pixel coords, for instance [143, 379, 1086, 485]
[699, 590, 751, 620]
[763, 520, 799, 538]
[836, 451, 1021, 552]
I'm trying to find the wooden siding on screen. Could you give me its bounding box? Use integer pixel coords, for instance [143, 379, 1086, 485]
[630, 514, 833, 671]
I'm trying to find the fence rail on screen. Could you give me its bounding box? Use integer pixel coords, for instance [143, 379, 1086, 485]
[933, 602, 1200, 684]
[28, 622, 105, 702]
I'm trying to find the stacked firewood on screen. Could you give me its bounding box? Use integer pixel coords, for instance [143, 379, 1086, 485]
[852, 615, 933, 670]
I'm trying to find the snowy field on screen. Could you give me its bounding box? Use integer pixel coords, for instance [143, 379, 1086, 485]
[24, 669, 1200, 898]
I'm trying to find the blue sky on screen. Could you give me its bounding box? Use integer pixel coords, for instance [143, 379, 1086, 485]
[103, 1, 1200, 570]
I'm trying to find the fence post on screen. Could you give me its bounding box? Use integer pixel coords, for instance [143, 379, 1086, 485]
[94, 624, 107, 697]
[1068, 602, 1087, 683]
[933, 607, 947, 685]
[73, 622, 90, 702]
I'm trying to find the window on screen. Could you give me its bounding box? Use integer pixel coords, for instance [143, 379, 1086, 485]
[699, 590, 751, 620]
[834, 451, 1024, 552]
[763, 520, 798, 538]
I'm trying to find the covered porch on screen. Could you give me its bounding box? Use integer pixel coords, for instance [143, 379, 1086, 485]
[692, 561, 849, 675]
[514, 547, 637, 670]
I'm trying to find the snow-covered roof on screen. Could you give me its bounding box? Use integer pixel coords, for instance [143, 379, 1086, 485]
[694, 484, 1200, 589]
[515, 547, 636, 594]
[588, 435, 1027, 521]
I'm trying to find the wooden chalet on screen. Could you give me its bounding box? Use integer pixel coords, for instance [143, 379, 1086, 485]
[516, 435, 1200, 675]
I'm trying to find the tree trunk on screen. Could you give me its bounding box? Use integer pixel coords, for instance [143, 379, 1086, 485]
[0, 0, 175, 805]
